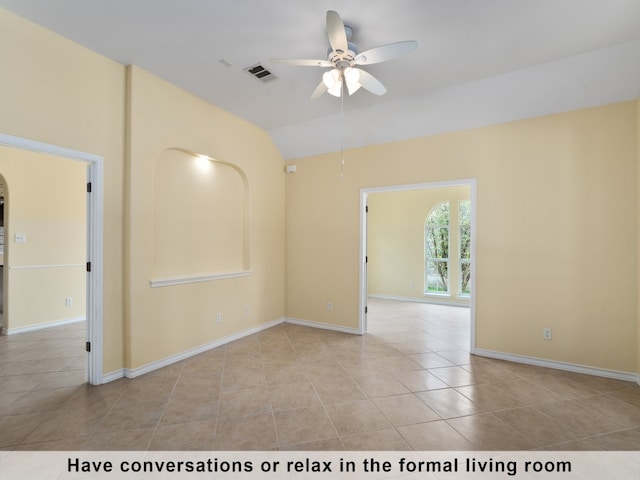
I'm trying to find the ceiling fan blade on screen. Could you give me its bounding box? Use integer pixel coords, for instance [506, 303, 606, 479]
[355, 40, 418, 65]
[310, 80, 328, 99]
[270, 58, 332, 67]
[326, 10, 348, 53]
[357, 69, 386, 95]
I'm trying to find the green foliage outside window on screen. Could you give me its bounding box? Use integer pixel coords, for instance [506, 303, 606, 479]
[459, 201, 471, 295]
[425, 202, 449, 293]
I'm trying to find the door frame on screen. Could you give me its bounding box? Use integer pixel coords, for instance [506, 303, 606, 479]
[0, 133, 104, 384]
[359, 178, 477, 353]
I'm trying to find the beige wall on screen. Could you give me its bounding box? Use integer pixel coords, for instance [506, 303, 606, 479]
[286, 101, 638, 374]
[1, 8, 638, 378]
[125, 66, 285, 370]
[0, 8, 126, 373]
[0, 148, 86, 331]
[368, 186, 471, 305]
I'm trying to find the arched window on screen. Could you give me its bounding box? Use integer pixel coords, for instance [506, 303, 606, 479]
[425, 201, 449, 294]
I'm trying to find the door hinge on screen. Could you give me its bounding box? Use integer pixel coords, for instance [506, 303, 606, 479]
[87, 182, 92, 193]
[366, 256, 368, 263]
[86, 261, 92, 272]
[366, 205, 369, 213]
[365, 306, 368, 314]
[86, 341, 91, 353]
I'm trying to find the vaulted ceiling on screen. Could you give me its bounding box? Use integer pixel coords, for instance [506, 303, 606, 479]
[2, 0, 640, 160]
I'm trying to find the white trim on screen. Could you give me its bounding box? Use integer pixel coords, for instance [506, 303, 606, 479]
[150, 270, 254, 288]
[360, 178, 477, 354]
[123, 317, 285, 378]
[0, 133, 104, 385]
[9, 263, 85, 270]
[285, 316, 361, 335]
[369, 294, 470, 308]
[100, 316, 360, 383]
[101, 369, 126, 384]
[4, 316, 85, 335]
[475, 348, 639, 383]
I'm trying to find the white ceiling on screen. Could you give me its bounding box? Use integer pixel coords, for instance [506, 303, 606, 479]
[2, 0, 640, 160]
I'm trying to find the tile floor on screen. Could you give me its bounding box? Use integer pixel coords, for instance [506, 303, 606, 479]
[1, 298, 640, 451]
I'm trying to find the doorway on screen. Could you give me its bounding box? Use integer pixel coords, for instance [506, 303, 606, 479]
[359, 179, 477, 353]
[0, 133, 104, 384]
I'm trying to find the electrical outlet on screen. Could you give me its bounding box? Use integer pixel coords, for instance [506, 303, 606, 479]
[327, 302, 333, 311]
[216, 312, 222, 324]
[543, 328, 552, 340]
[65, 297, 73, 306]
[14, 233, 27, 243]
[245, 306, 251, 316]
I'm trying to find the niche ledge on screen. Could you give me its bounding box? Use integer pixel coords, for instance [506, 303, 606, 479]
[150, 270, 254, 288]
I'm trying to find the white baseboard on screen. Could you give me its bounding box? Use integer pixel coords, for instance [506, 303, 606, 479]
[100, 319, 640, 387]
[474, 348, 639, 384]
[101, 316, 361, 383]
[122, 317, 286, 379]
[285, 316, 360, 335]
[369, 294, 470, 308]
[3, 316, 85, 335]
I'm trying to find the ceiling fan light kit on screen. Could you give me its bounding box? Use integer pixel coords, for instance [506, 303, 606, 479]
[271, 10, 417, 99]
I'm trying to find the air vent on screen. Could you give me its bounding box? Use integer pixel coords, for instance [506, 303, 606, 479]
[244, 63, 277, 83]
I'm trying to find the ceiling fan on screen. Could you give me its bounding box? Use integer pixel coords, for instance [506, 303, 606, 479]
[270, 10, 418, 99]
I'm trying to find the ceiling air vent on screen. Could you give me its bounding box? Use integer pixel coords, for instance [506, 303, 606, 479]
[244, 63, 277, 83]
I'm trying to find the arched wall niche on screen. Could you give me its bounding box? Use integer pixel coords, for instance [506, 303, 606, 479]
[151, 148, 252, 287]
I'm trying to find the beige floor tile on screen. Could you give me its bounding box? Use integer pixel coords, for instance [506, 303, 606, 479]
[455, 384, 526, 412]
[408, 353, 455, 369]
[341, 428, 411, 450]
[590, 427, 640, 450]
[377, 355, 422, 373]
[393, 369, 449, 392]
[160, 394, 218, 425]
[353, 372, 410, 397]
[221, 366, 267, 391]
[373, 393, 440, 426]
[218, 385, 271, 417]
[494, 406, 581, 447]
[609, 388, 640, 409]
[325, 399, 391, 436]
[493, 378, 565, 405]
[268, 381, 322, 411]
[389, 341, 432, 355]
[535, 399, 626, 436]
[281, 437, 344, 451]
[398, 420, 473, 450]
[264, 362, 309, 387]
[33, 370, 87, 390]
[429, 366, 481, 387]
[149, 419, 216, 450]
[96, 399, 165, 433]
[273, 406, 338, 446]
[447, 413, 535, 450]
[575, 394, 640, 428]
[1, 373, 50, 393]
[214, 412, 278, 450]
[0, 413, 46, 448]
[22, 407, 105, 444]
[84, 427, 155, 450]
[312, 376, 368, 404]
[3, 298, 640, 452]
[416, 388, 481, 419]
[5, 387, 77, 415]
[16, 436, 89, 450]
